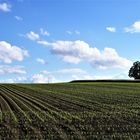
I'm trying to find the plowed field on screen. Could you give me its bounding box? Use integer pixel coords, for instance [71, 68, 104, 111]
[1, 83, 140, 139]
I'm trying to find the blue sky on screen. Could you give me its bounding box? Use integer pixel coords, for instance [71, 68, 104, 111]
[0, 0, 140, 83]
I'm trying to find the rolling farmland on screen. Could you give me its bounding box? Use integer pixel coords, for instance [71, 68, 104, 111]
[1, 82, 140, 139]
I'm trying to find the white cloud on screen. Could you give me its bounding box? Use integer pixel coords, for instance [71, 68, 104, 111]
[37, 40, 50, 46]
[41, 70, 50, 75]
[0, 65, 26, 74]
[0, 76, 28, 83]
[0, 41, 28, 64]
[36, 58, 46, 65]
[71, 73, 125, 80]
[28, 37, 132, 70]
[63, 56, 81, 64]
[14, 16, 23, 21]
[125, 21, 140, 33]
[66, 30, 80, 35]
[1, 79, 15, 83]
[106, 27, 116, 32]
[0, 70, 129, 83]
[32, 74, 49, 83]
[0, 3, 11, 12]
[75, 30, 80, 35]
[31, 71, 56, 83]
[50, 40, 100, 63]
[40, 28, 50, 36]
[40, 40, 131, 69]
[66, 31, 72, 35]
[26, 31, 40, 41]
[16, 76, 27, 81]
[71, 74, 113, 80]
[56, 68, 87, 74]
[81, 72, 129, 80]
[0, 70, 55, 83]
[90, 48, 132, 69]
[31, 69, 88, 83]
[41, 68, 87, 74]
[41, 68, 87, 81]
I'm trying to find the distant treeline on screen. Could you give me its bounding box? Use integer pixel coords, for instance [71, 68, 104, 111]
[70, 79, 140, 83]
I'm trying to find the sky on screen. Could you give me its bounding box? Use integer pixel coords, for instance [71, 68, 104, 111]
[0, 0, 140, 83]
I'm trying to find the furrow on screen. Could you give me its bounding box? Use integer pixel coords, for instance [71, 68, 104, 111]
[10, 84, 97, 111]
[3, 85, 85, 139]
[0, 85, 71, 139]
[10, 84, 88, 112]
[0, 85, 50, 139]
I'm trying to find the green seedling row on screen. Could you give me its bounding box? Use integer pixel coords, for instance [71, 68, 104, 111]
[1, 83, 140, 139]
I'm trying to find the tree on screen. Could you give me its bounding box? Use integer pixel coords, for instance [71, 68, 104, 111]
[129, 61, 140, 79]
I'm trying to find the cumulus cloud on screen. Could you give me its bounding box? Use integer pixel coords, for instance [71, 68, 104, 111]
[90, 48, 132, 69]
[0, 70, 128, 83]
[0, 41, 28, 63]
[0, 3, 11, 12]
[31, 71, 56, 83]
[106, 27, 116, 32]
[28, 36, 132, 70]
[40, 40, 131, 69]
[14, 16, 23, 21]
[40, 28, 50, 36]
[0, 76, 28, 83]
[32, 74, 49, 83]
[0, 70, 55, 83]
[26, 31, 40, 41]
[0, 65, 26, 74]
[62, 56, 81, 64]
[36, 58, 47, 65]
[31, 69, 87, 83]
[50, 40, 100, 63]
[125, 21, 140, 33]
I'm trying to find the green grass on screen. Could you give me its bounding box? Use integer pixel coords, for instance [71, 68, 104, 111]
[1, 82, 140, 139]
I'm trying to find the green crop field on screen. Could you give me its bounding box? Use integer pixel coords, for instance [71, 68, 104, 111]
[1, 82, 140, 139]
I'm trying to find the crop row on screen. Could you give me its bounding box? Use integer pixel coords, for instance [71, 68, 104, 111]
[1, 83, 140, 139]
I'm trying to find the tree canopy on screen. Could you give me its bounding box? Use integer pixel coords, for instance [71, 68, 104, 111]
[129, 61, 140, 79]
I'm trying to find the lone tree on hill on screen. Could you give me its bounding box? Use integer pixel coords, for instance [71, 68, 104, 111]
[129, 61, 140, 79]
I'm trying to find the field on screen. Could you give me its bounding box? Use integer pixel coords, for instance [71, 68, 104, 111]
[1, 82, 140, 139]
